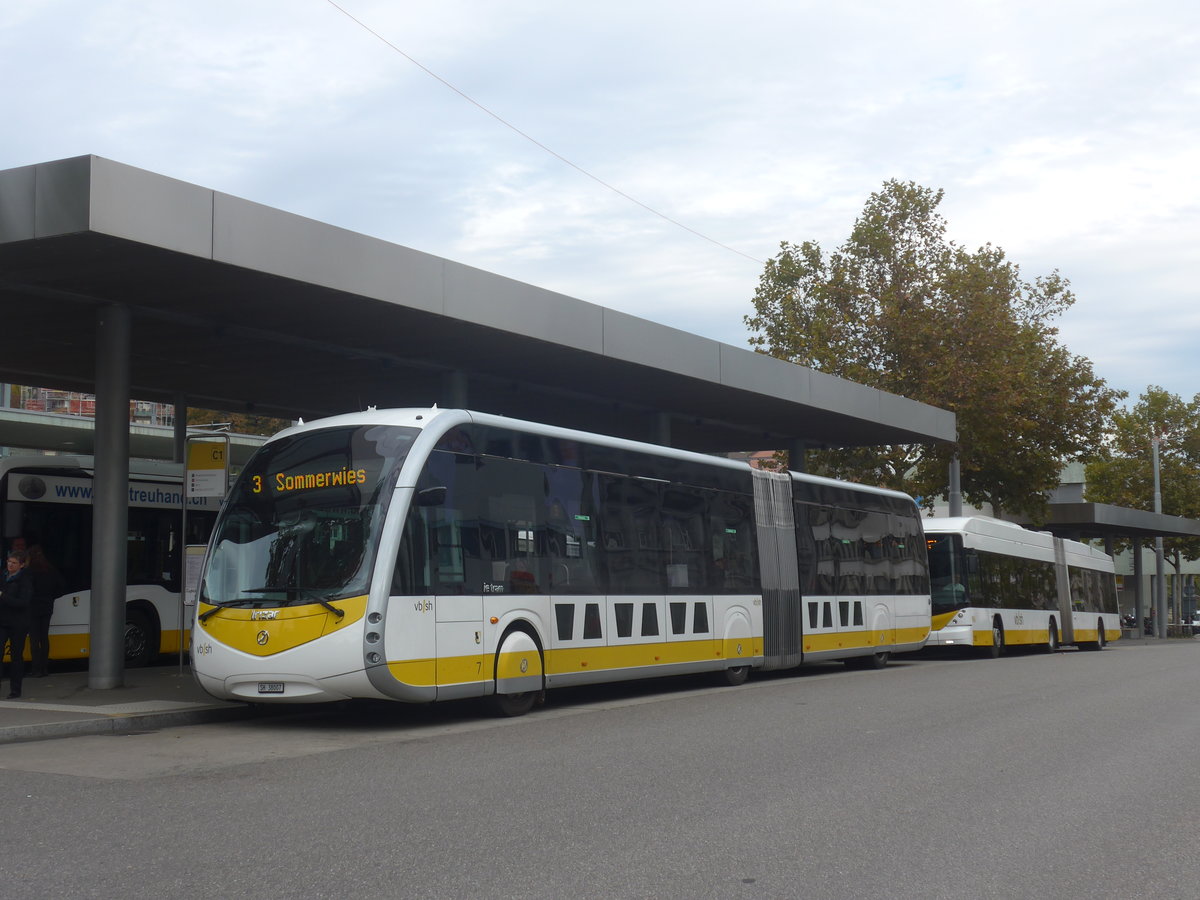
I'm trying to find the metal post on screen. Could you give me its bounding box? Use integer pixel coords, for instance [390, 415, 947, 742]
[442, 370, 469, 409]
[1153, 436, 1166, 638]
[652, 412, 671, 447]
[90, 304, 131, 689]
[175, 393, 188, 673]
[789, 440, 807, 474]
[948, 455, 963, 517]
[178, 433, 229, 674]
[173, 393, 187, 463]
[1132, 539, 1144, 634]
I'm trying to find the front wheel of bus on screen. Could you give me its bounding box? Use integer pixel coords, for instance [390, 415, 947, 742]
[490, 628, 544, 717]
[492, 689, 539, 717]
[985, 622, 1004, 659]
[124, 608, 154, 668]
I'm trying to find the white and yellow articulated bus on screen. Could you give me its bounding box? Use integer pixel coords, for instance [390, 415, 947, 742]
[923, 516, 1119, 656]
[192, 408, 931, 715]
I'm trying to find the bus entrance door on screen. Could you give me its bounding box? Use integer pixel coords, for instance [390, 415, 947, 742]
[434, 594, 485, 699]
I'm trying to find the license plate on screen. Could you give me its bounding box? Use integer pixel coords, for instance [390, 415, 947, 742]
[257, 682, 285, 694]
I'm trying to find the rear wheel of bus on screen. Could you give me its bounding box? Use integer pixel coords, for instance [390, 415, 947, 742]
[124, 607, 156, 668]
[1085, 619, 1107, 651]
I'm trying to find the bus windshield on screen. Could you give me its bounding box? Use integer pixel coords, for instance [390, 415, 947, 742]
[927, 533, 968, 614]
[200, 425, 419, 608]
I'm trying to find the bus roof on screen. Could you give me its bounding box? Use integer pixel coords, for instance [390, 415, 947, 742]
[923, 514, 1113, 568]
[263, 407, 918, 505]
[0, 454, 187, 481]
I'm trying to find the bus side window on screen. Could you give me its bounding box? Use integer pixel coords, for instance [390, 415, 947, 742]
[792, 501, 819, 595]
[709, 491, 759, 594]
[393, 503, 430, 595]
[964, 549, 984, 604]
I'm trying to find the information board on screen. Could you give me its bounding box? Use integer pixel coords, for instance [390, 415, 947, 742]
[186, 438, 229, 498]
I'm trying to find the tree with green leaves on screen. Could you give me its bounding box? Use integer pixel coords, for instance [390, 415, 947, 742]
[186, 407, 290, 437]
[745, 180, 1123, 519]
[1085, 387, 1200, 591]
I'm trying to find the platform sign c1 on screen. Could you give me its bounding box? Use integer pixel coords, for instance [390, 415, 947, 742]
[186, 438, 229, 498]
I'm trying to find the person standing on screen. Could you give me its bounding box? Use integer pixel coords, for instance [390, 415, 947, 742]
[26, 545, 63, 677]
[0, 549, 33, 699]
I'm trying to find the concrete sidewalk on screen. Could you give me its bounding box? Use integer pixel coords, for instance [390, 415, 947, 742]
[0, 663, 255, 745]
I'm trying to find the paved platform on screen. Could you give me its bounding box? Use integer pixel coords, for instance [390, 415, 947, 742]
[0, 663, 255, 745]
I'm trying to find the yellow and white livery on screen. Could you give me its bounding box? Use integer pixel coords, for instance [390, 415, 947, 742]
[192, 409, 931, 715]
[924, 516, 1119, 655]
[0, 455, 220, 667]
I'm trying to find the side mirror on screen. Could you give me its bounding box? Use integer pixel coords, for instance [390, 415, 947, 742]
[417, 486, 447, 507]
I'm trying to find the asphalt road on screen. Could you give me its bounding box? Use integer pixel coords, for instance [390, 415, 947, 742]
[1, 641, 1196, 899]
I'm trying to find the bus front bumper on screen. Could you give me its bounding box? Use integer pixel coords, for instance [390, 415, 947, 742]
[926, 623, 976, 647]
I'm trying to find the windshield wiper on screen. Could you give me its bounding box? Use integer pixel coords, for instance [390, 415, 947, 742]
[242, 586, 346, 619]
[198, 601, 232, 623]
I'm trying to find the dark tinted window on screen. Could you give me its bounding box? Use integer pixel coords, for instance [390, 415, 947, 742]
[397, 440, 759, 596]
[796, 498, 928, 597]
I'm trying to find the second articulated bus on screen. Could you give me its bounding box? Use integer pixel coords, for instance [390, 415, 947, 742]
[192, 408, 932, 714]
[924, 516, 1119, 655]
[1, 455, 220, 666]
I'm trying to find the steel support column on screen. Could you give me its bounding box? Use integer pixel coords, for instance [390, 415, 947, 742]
[789, 440, 807, 474]
[652, 412, 671, 447]
[173, 392, 187, 463]
[90, 304, 131, 689]
[441, 370, 469, 409]
[1152, 437, 1166, 638]
[948, 456, 962, 517]
[1133, 539, 1143, 631]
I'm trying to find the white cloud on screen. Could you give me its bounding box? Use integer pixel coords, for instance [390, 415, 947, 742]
[2, 0, 1198, 404]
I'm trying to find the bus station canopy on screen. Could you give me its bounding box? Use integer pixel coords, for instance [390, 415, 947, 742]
[1023, 502, 1200, 543]
[0, 406, 266, 465]
[0, 155, 956, 455]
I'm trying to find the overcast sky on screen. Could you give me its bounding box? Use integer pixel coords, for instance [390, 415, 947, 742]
[3, 1, 1197, 405]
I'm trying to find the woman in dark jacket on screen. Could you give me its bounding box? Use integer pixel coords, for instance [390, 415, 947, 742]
[0, 549, 33, 699]
[26, 545, 63, 678]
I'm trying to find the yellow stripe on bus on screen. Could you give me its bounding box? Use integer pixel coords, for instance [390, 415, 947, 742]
[390, 640, 742, 688]
[389, 657, 439, 686]
[805, 624, 928, 654]
[386, 627, 932, 689]
[971, 629, 1046, 647]
[4, 629, 193, 662]
[545, 638, 729, 675]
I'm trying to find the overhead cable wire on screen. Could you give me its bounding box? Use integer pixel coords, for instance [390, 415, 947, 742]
[322, 0, 763, 264]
